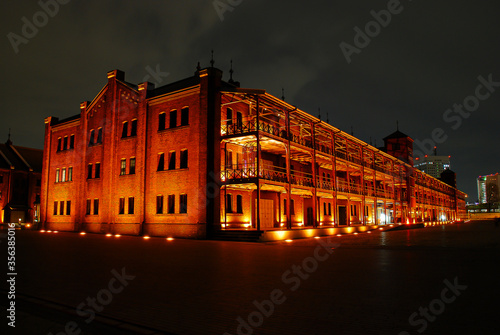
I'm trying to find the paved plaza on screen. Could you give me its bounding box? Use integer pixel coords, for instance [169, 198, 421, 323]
[2, 220, 500, 334]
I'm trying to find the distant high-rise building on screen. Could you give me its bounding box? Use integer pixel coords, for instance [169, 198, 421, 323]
[477, 173, 500, 204]
[414, 155, 450, 179]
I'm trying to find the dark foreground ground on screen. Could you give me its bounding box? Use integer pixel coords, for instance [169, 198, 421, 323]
[1, 220, 500, 335]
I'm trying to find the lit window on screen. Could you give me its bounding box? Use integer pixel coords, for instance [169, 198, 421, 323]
[55, 169, 60, 183]
[62, 168, 66, 182]
[130, 158, 136, 175]
[120, 159, 126, 175]
[68, 167, 73, 181]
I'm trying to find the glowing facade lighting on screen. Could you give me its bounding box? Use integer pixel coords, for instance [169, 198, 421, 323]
[80, 232, 86, 235]
[166, 237, 174, 241]
[143, 236, 151, 239]
[115, 234, 121, 237]
[285, 239, 293, 243]
[106, 233, 112, 237]
[40, 230, 46, 233]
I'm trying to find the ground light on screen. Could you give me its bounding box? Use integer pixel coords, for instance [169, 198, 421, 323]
[285, 239, 293, 243]
[105, 233, 112, 237]
[79, 232, 86, 235]
[367, 231, 372, 234]
[143, 236, 151, 240]
[314, 236, 320, 239]
[53, 231, 59, 233]
[40, 230, 46, 233]
[336, 234, 342, 237]
[47, 230, 52, 233]
[166, 237, 174, 241]
[114, 234, 121, 237]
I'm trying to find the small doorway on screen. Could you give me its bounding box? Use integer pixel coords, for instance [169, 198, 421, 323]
[338, 206, 347, 226]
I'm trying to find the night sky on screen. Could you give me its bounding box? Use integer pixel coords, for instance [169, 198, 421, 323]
[1, 0, 499, 200]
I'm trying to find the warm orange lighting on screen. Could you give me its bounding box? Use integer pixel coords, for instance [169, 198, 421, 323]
[280, 223, 284, 227]
[314, 236, 320, 239]
[353, 232, 358, 235]
[367, 231, 372, 234]
[336, 234, 342, 237]
[285, 239, 293, 243]
[143, 236, 151, 240]
[221, 224, 226, 228]
[106, 233, 112, 237]
[80, 232, 86, 235]
[114, 234, 121, 237]
[40, 230, 46, 233]
[379, 228, 384, 230]
[26, 224, 31, 228]
[53, 231, 59, 233]
[47, 230, 52, 233]
[166, 237, 174, 241]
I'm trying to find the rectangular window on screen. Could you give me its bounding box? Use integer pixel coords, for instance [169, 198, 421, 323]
[283, 198, 287, 215]
[128, 197, 135, 214]
[63, 136, 68, 150]
[350, 205, 357, 216]
[122, 122, 128, 138]
[158, 113, 166, 131]
[156, 195, 164, 214]
[180, 194, 187, 214]
[53, 201, 58, 215]
[227, 151, 233, 169]
[227, 108, 233, 125]
[61, 168, 66, 182]
[89, 129, 95, 146]
[68, 167, 73, 182]
[181, 107, 189, 126]
[96, 128, 103, 144]
[236, 111, 243, 128]
[291, 199, 295, 215]
[66, 201, 71, 216]
[57, 138, 62, 152]
[328, 203, 332, 216]
[168, 151, 176, 170]
[59, 201, 64, 215]
[157, 153, 164, 171]
[93, 199, 99, 215]
[169, 110, 177, 128]
[180, 150, 188, 169]
[86, 199, 91, 215]
[324, 202, 327, 216]
[129, 158, 136, 174]
[236, 195, 243, 214]
[120, 159, 126, 175]
[119, 197, 125, 214]
[87, 164, 93, 179]
[168, 194, 175, 214]
[130, 119, 137, 136]
[226, 194, 233, 213]
[0, 175, 3, 183]
[95, 163, 101, 178]
[55, 169, 60, 183]
[70, 135, 75, 149]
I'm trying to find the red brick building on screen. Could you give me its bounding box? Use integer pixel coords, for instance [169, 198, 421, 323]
[41, 66, 466, 239]
[1, 136, 43, 226]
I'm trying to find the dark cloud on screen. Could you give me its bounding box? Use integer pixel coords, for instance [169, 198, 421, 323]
[1, 0, 499, 199]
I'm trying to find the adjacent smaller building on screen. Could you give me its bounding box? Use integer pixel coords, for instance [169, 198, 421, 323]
[0, 136, 43, 226]
[477, 173, 500, 204]
[414, 155, 450, 179]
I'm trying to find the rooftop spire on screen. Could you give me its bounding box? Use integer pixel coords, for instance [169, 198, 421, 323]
[6, 128, 12, 145]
